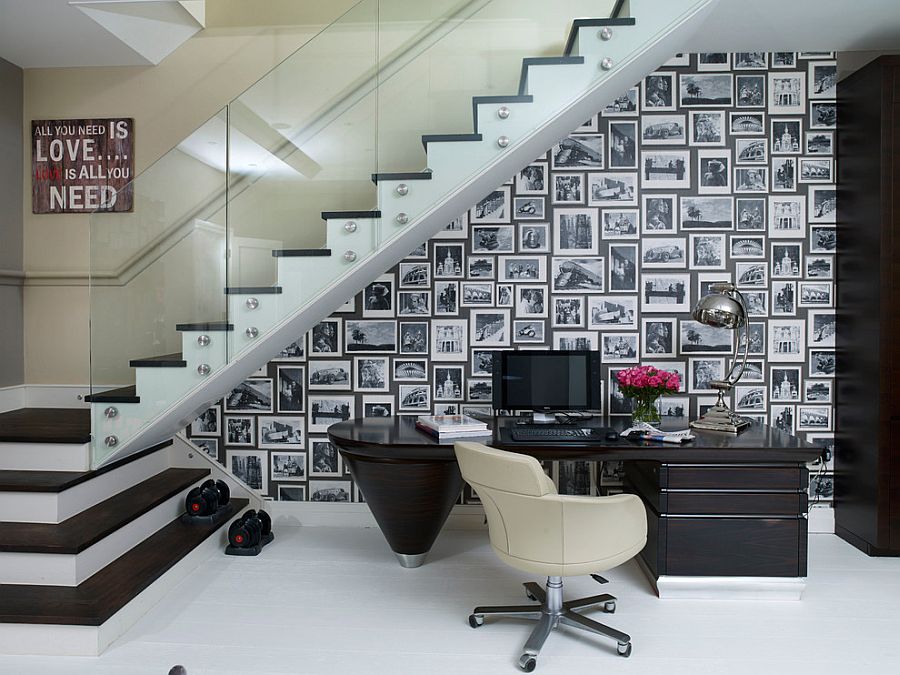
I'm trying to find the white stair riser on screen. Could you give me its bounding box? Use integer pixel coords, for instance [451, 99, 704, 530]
[325, 217, 379, 256]
[0, 517, 239, 657]
[0, 485, 200, 586]
[0, 442, 90, 472]
[0, 449, 169, 524]
[228, 294, 283, 357]
[276, 256, 360, 305]
[181, 330, 228, 370]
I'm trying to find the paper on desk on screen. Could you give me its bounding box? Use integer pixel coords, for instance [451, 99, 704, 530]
[620, 422, 695, 443]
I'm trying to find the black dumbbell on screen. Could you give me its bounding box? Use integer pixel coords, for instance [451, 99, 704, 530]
[256, 509, 274, 546]
[226, 509, 274, 554]
[185, 479, 230, 518]
[228, 509, 262, 549]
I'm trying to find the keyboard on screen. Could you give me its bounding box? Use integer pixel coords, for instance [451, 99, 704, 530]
[510, 426, 614, 443]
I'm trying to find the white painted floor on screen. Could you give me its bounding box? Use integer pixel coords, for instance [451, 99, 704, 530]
[2, 526, 899, 675]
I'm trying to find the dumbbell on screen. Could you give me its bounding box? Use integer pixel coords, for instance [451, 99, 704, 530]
[184, 479, 230, 518]
[226, 509, 274, 555]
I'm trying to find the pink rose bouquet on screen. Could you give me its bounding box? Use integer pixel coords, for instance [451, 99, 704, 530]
[615, 366, 680, 423]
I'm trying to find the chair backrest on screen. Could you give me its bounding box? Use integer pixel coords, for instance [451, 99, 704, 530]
[454, 441, 647, 574]
[455, 440, 556, 498]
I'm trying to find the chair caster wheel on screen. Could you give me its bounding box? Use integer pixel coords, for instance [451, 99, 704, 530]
[468, 614, 484, 628]
[518, 654, 537, 672]
[617, 642, 632, 658]
[603, 600, 616, 613]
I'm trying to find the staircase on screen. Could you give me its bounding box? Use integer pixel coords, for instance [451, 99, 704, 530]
[0, 0, 718, 656]
[0, 410, 256, 655]
[88, 0, 717, 468]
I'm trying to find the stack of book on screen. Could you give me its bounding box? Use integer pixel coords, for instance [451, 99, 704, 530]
[415, 414, 491, 441]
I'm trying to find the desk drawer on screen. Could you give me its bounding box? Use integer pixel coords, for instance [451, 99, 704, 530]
[665, 491, 806, 516]
[664, 466, 804, 491]
[664, 516, 805, 577]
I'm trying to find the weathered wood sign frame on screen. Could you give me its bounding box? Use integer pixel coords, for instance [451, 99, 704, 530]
[32, 118, 134, 214]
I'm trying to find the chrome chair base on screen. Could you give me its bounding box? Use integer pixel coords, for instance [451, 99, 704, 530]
[468, 577, 632, 672]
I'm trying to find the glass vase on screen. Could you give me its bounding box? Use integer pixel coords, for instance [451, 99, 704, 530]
[631, 395, 661, 425]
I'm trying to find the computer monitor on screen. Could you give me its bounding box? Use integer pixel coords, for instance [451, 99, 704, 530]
[493, 350, 601, 420]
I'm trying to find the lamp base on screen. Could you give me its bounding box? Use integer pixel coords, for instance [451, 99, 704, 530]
[690, 404, 751, 434]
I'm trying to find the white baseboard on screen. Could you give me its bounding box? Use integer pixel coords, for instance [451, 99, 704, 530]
[0, 385, 24, 413]
[268, 501, 487, 530]
[0, 384, 96, 412]
[808, 506, 835, 533]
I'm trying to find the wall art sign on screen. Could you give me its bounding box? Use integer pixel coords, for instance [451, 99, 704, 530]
[32, 117, 134, 214]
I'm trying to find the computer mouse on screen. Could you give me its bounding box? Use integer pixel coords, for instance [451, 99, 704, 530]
[605, 431, 620, 442]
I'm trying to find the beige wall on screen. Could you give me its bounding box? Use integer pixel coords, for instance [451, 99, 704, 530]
[21, 4, 355, 384]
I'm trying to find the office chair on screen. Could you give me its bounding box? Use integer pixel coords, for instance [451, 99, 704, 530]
[454, 441, 647, 672]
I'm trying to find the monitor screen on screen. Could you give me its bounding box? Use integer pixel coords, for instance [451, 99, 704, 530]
[495, 350, 598, 411]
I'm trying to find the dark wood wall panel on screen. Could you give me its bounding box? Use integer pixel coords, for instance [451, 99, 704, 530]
[835, 55, 900, 555]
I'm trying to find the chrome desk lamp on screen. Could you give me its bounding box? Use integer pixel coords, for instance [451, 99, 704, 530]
[690, 282, 751, 433]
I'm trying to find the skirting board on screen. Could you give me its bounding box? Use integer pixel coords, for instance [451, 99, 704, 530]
[0, 384, 95, 413]
[0, 526, 229, 657]
[269, 501, 488, 531]
[635, 554, 806, 601]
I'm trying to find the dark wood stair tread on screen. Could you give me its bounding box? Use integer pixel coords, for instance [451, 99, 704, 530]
[0, 439, 172, 493]
[0, 498, 247, 626]
[272, 248, 333, 257]
[129, 353, 186, 368]
[0, 467, 210, 554]
[320, 210, 381, 220]
[84, 385, 139, 404]
[175, 321, 233, 332]
[371, 171, 432, 183]
[421, 133, 482, 150]
[0, 408, 90, 444]
[224, 286, 283, 294]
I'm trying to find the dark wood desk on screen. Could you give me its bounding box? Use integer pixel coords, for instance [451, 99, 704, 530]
[329, 416, 820, 598]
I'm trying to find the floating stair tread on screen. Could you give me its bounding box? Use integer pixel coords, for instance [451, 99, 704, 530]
[175, 321, 234, 332]
[224, 286, 283, 295]
[563, 17, 636, 56]
[320, 210, 381, 220]
[0, 408, 90, 444]
[0, 498, 246, 626]
[371, 171, 433, 184]
[518, 56, 585, 96]
[421, 133, 482, 150]
[0, 467, 210, 554]
[272, 248, 332, 258]
[129, 353, 186, 368]
[471, 94, 534, 132]
[84, 385, 139, 404]
[0, 439, 173, 493]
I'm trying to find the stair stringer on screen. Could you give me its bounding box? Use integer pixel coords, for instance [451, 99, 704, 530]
[94, 0, 718, 467]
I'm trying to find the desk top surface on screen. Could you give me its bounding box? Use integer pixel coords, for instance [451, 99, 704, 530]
[328, 415, 820, 464]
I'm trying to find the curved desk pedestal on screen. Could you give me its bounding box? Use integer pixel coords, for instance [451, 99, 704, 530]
[340, 450, 462, 568]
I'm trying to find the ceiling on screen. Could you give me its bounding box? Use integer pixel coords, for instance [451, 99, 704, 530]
[0, 0, 203, 68]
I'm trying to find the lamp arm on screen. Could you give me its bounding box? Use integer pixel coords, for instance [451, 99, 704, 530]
[723, 289, 750, 386]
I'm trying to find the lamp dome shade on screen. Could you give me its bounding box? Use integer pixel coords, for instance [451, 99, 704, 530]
[692, 292, 746, 329]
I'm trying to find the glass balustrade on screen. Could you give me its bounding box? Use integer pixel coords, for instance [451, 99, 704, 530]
[88, 0, 631, 466]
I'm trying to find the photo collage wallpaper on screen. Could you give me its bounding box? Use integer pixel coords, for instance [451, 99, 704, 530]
[187, 51, 837, 513]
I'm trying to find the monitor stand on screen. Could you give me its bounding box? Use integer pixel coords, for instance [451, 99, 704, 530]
[530, 411, 558, 424]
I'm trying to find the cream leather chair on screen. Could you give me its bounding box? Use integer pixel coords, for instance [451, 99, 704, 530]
[455, 441, 647, 672]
